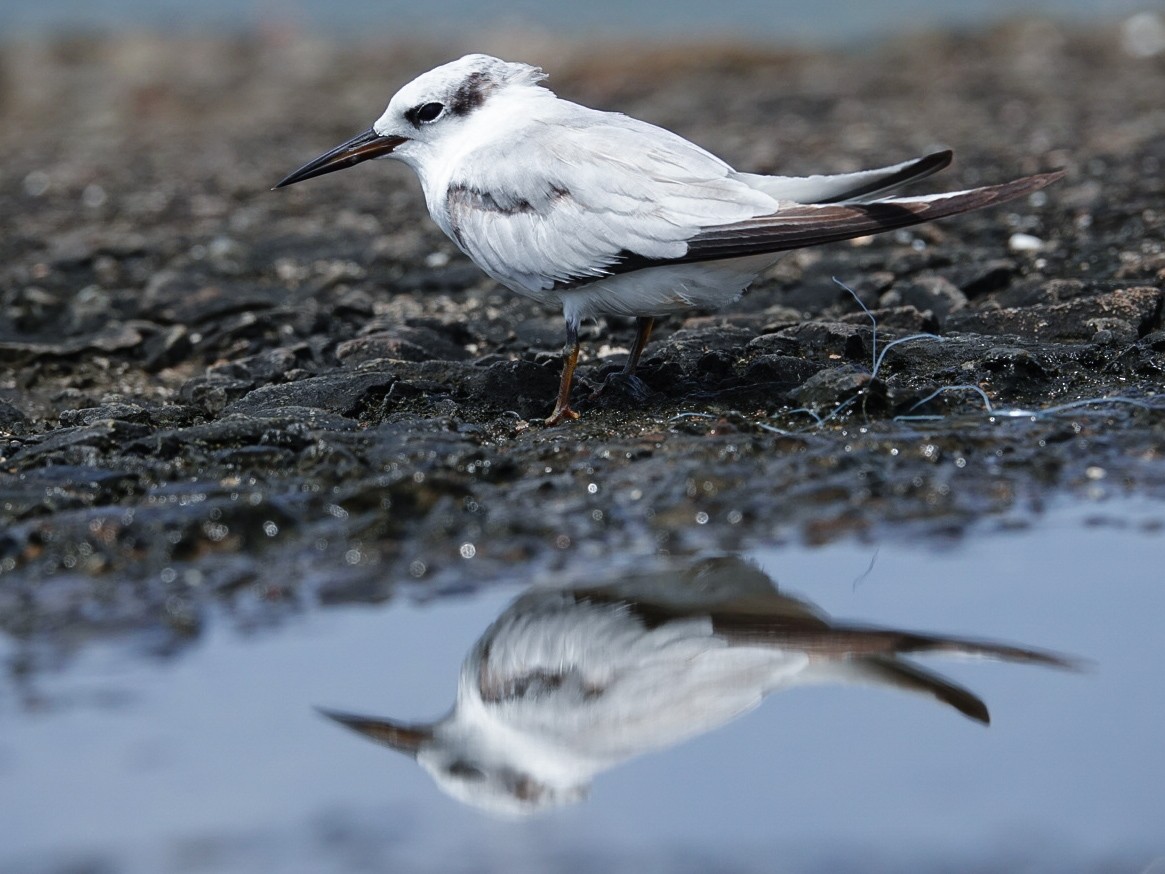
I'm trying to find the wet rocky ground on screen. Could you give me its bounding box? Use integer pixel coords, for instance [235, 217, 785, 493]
[1, 22, 1163, 667]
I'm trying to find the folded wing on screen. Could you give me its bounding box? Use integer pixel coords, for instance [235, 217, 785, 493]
[443, 107, 1062, 295]
[733, 149, 953, 204]
[444, 110, 781, 293]
[609, 170, 1066, 275]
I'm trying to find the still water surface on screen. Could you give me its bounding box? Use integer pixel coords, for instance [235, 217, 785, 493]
[2, 501, 1162, 873]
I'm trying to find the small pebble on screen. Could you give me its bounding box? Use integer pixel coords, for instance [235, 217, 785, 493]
[1009, 233, 1045, 252]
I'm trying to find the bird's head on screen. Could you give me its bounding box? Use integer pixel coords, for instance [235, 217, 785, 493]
[318, 706, 588, 817]
[274, 54, 547, 188]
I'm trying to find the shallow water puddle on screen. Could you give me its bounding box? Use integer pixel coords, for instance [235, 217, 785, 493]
[2, 502, 1163, 873]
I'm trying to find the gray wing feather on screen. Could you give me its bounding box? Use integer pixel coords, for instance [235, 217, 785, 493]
[443, 106, 1062, 293]
[608, 170, 1066, 275]
[443, 110, 782, 293]
[733, 150, 953, 204]
[708, 615, 1078, 670]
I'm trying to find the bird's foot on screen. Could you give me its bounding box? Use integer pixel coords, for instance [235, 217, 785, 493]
[587, 370, 652, 404]
[544, 403, 580, 427]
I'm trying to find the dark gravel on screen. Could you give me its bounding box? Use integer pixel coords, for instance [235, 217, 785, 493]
[1, 23, 1163, 663]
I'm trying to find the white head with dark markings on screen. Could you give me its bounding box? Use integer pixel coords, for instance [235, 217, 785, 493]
[274, 55, 548, 187]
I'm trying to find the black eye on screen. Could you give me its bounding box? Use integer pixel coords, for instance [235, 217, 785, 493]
[415, 102, 444, 123]
[446, 760, 486, 781]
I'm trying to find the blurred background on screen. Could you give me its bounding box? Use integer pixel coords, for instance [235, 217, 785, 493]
[0, 0, 1159, 45]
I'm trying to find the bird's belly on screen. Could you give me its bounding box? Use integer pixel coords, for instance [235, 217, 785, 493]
[554, 253, 780, 323]
[556, 646, 809, 760]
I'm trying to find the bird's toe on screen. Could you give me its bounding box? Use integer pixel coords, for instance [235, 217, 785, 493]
[588, 371, 652, 404]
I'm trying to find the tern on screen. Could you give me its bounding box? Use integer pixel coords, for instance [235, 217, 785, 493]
[318, 557, 1075, 816]
[276, 54, 1064, 424]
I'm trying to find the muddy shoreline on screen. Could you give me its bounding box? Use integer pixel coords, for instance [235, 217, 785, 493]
[1, 22, 1163, 661]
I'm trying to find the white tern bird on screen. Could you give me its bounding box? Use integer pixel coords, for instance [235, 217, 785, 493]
[318, 557, 1074, 816]
[276, 54, 1065, 424]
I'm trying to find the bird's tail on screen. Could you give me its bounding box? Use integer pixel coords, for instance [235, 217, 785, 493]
[679, 169, 1066, 262]
[778, 626, 1081, 724]
[782, 626, 1079, 668]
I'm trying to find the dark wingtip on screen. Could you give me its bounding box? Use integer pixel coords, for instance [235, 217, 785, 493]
[928, 679, 991, 725]
[926, 149, 954, 171]
[975, 167, 1067, 206]
[907, 149, 955, 181]
[965, 699, 991, 726]
[968, 641, 1086, 672]
[815, 149, 955, 204]
[1028, 167, 1068, 188]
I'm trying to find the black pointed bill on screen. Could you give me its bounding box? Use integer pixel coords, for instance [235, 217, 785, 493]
[273, 129, 407, 189]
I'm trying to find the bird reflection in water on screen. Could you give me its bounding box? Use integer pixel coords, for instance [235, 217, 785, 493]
[320, 557, 1074, 816]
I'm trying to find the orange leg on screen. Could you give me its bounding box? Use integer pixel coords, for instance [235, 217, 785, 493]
[622, 316, 655, 376]
[587, 315, 656, 403]
[545, 321, 581, 426]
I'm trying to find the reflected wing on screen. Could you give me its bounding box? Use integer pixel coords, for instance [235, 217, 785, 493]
[569, 555, 1075, 676]
[705, 611, 1076, 726]
[575, 556, 828, 623]
[709, 615, 1078, 667]
[852, 657, 991, 724]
